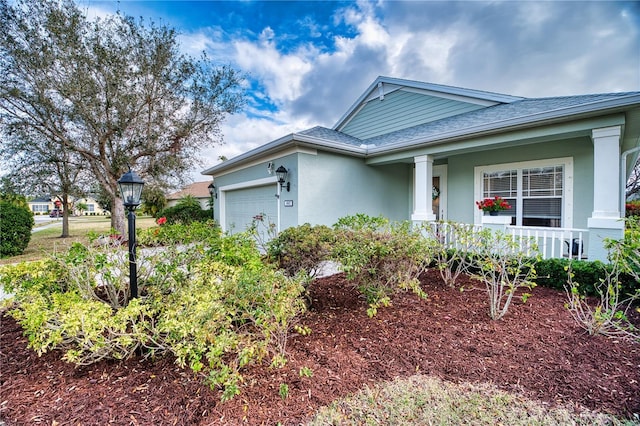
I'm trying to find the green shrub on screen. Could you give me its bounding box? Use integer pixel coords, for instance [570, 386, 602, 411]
[2, 224, 308, 401]
[265, 223, 335, 278]
[535, 258, 638, 296]
[332, 215, 430, 317]
[470, 229, 539, 320]
[137, 219, 220, 247]
[157, 195, 211, 225]
[0, 200, 34, 257]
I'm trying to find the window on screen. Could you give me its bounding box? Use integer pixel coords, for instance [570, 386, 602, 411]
[87, 204, 95, 212]
[476, 158, 573, 228]
[31, 204, 48, 213]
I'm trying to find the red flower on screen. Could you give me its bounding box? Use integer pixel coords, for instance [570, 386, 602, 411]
[476, 196, 511, 212]
[156, 216, 167, 226]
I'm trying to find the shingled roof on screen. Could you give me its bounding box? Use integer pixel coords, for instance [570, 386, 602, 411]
[166, 181, 211, 200]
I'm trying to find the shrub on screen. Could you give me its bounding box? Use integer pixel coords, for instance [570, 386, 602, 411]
[332, 215, 430, 317]
[157, 195, 211, 225]
[0, 201, 34, 257]
[2, 224, 308, 401]
[265, 223, 335, 278]
[470, 229, 539, 320]
[137, 219, 220, 247]
[422, 221, 480, 287]
[625, 200, 640, 218]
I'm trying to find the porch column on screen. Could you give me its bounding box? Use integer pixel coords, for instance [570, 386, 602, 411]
[587, 126, 624, 261]
[411, 155, 436, 222]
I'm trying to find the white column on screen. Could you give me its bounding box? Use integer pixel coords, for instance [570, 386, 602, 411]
[590, 126, 622, 219]
[411, 155, 437, 222]
[587, 125, 624, 262]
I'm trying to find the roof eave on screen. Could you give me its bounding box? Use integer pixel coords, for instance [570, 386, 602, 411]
[201, 133, 366, 176]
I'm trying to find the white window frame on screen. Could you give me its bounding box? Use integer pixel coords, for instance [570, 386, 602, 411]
[474, 157, 573, 228]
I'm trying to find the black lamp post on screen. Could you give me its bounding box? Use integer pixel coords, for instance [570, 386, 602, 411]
[208, 181, 216, 219]
[117, 168, 145, 300]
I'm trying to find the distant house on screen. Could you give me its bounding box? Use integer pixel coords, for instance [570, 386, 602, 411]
[27, 196, 108, 216]
[202, 76, 640, 262]
[166, 181, 213, 210]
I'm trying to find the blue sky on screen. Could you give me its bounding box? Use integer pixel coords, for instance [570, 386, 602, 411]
[85, 0, 640, 181]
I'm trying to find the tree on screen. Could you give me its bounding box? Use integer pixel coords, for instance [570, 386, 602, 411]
[626, 157, 640, 200]
[0, 0, 245, 236]
[140, 185, 167, 217]
[1, 125, 90, 237]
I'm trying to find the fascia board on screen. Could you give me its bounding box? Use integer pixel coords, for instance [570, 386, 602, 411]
[366, 95, 640, 156]
[201, 133, 366, 176]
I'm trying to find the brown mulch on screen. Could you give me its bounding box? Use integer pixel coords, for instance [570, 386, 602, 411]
[1, 270, 639, 425]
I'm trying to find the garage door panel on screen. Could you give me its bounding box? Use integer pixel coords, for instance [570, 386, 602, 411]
[225, 185, 277, 236]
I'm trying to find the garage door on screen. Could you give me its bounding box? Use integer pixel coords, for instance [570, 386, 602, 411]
[224, 184, 278, 237]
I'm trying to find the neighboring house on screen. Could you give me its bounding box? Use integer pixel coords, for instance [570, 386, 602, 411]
[202, 76, 640, 262]
[27, 196, 107, 216]
[166, 181, 213, 210]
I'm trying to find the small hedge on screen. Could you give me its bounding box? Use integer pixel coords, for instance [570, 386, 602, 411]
[0, 201, 34, 258]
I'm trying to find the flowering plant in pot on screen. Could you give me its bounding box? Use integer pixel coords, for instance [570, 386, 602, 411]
[476, 196, 511, 215]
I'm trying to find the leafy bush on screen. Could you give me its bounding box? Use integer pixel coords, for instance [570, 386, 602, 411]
[265, 223, 335, 278]
[332, 215, 430, 317]
[625, 200, 640, 218]
[422, 221, 481, 287]
[137, 219, 220, 247]
[470, 229, 539, 320]
[157, 195, 211, 225]
[0, 200, 34, 257]
[1, 224, 308, 401]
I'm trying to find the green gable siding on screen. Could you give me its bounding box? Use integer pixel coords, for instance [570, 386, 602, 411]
[340, 90, 485, 140]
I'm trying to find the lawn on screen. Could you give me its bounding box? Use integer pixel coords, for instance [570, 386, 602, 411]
[0, 215, 157, 265]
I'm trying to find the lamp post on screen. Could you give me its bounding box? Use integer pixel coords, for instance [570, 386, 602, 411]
[208, 181, 216, 219]
[117, 168, 145, 300]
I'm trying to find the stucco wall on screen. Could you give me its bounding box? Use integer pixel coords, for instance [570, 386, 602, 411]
[296, 151, 411, 227]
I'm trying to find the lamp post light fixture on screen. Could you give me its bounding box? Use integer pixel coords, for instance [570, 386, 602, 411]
[208, 181, 216, 219]
[275, 165, 290, 192]
[117, 167, 145, 300]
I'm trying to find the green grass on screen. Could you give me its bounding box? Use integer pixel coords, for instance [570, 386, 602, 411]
[0, 215, 157, 265]
[308, 375, 638, 425]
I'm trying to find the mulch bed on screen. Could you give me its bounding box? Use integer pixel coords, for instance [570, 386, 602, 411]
[1, 270, 639, 425]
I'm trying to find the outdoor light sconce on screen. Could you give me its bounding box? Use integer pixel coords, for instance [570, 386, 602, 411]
[275, 165, 290, 192]
[208, 181, 217, 199]
[117, 167, 145, 300]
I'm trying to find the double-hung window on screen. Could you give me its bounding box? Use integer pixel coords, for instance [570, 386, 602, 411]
[475, 158, 573, 228]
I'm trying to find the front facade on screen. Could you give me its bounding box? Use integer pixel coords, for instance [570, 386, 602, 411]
[28, 196, 108, 216]
[203, 77, 640, 261]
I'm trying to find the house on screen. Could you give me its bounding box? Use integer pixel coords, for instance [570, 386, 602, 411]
[166, 181, 213, 210]
[27, 196, 108, 216]
[202, 76, 640, 262]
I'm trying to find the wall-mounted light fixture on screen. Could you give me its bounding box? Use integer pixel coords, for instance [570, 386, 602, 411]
[275, 165, 290, 192]
[208, 181, 217, 199]
[267, 162, 274, 175]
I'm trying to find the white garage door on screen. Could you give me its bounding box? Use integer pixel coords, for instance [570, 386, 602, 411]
[224, 184, 278, 236]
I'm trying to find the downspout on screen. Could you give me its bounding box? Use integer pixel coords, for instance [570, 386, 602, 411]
[620, 139, 640, 215]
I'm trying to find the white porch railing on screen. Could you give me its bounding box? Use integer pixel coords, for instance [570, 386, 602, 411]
[426, 222, 589, 260]
[505, 225, 588, 260]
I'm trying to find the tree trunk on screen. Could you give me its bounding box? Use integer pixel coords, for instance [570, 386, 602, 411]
[111, 196, 127, 238]
[60, 194, 70, 238]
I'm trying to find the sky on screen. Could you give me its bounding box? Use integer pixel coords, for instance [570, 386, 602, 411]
[84, 0, 640, 182]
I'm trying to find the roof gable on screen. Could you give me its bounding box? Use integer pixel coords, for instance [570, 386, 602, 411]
[334, 76, 524, 137]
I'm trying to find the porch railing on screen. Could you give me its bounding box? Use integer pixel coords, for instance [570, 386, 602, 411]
[426, 222, 589, 260]
[505, 225, 588, 260]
